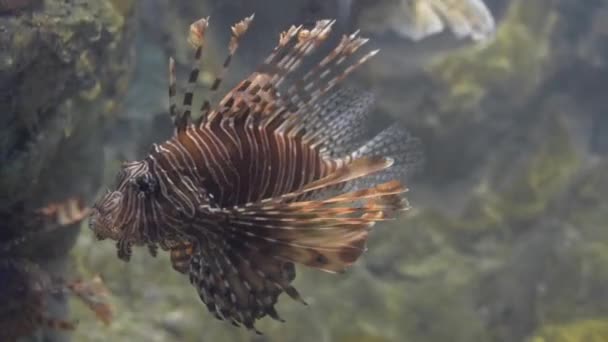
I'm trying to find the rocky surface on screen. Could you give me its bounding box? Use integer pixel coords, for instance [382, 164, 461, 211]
[0, 0, 135, 340]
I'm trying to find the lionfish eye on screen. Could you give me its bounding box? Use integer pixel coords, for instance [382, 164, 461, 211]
[131, 173, 157, 194]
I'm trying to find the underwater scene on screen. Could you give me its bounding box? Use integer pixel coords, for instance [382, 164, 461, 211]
[1, 0, 607, 341]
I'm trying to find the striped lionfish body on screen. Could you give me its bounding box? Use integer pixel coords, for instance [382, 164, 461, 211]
[90, 15, 422, 332]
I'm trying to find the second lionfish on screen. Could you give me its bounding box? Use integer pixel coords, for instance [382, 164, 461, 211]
[90, 15, 422, 332]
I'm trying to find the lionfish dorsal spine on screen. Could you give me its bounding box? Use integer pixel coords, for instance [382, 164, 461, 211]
[198, 15, 254, 127]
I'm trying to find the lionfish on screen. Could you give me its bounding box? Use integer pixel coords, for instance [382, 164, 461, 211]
[90, 15, 422, 332]
[0, 197, 112, 342]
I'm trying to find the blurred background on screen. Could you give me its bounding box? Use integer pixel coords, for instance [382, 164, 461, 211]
[1, 0, 608, 341]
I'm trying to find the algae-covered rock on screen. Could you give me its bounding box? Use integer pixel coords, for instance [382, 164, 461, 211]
[429, 0, 556, 110]
[0, 0, 135, 270]
[0, 0, 135, 340]
[471, 158, 608, 342]
[0, 0, 136, 267]
[0, 0, 135, 213]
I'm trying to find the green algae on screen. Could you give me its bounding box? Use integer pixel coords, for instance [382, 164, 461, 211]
[108, 0, 136, 18]
[530, 160, 608, 325]
[448, 115, 580, 236]
[529, 319, 608, 342]
[337, 335, 390, 342]
[564, 160, 608, 230]
[0, 0, 135, 209]
[485, 116, 579, 219]
[430, 0, 557, 110]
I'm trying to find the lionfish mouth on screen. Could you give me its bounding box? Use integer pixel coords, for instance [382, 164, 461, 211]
[88, 210, 106, 241]
[89, 191, 123, 241]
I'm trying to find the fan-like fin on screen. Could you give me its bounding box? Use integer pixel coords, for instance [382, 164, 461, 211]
[299, 87, 375, 157]
[169, 242, 194, 274]
[207, 18, 375, 132]
[188, 229, 299, 333]
[205, 20, 333, 124]
[275, 155, 394, 202]
[217, 154, 391, 209]
[195, 177, 408, 274]
[198, 15, 254, 125]
[347, 123, 424, 191]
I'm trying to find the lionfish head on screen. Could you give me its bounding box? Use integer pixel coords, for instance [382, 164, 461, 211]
[89, 160, 157, 242]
